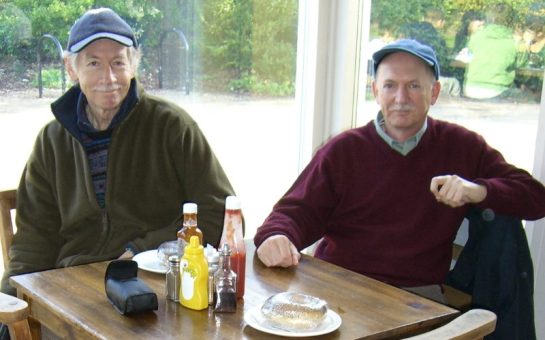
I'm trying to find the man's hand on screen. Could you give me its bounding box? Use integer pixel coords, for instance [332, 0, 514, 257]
[430, 175, 487, 208]
[256, 235, 301, 267]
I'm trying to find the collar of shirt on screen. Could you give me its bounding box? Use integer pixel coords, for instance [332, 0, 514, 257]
[373, 111, 427, 156]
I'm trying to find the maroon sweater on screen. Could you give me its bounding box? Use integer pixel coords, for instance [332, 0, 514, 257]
[254, 117, 545, 287]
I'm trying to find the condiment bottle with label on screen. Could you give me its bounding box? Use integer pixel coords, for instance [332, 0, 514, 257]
[180, 236, 208, 310]
[177, 202, 203, 245]
[165, 255, 181, 302]
[213, 243, 237, 313]
[219, 196, 246, 299]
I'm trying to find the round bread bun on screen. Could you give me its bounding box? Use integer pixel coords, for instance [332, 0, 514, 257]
[261, 292, 328, 331]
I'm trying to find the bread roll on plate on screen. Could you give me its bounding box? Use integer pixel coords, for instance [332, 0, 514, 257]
[261, 292, 328, 331]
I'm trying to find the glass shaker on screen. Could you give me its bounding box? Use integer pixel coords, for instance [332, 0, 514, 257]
[166, 255, 181, 302]
[206, 245, 220, 305]
[213, 243, 237, 312]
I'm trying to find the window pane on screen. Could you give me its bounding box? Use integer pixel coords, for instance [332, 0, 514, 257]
[360, 1, 543, 172]
[0, 1, 300, 238]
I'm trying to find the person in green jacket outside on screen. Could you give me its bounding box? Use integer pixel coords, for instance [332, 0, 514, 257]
[0, 8, 235, 295]
[463, 3, 528, 100]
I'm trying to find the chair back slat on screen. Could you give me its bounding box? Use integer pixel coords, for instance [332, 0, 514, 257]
[0, 189, 17, 271]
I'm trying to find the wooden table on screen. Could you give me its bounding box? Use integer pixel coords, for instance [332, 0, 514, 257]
[11, 241, 458, 339]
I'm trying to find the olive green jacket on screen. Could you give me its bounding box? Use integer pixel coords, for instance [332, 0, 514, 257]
[1, 83, 234, 295]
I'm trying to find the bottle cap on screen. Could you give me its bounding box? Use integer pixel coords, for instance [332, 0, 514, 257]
[184, 235, 204, 255]
[168, 255, 180, 263]
[225, 196, 241, 210]
[183, 202, 198, 214]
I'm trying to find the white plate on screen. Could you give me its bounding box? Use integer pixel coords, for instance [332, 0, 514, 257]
[244, 306, 342, 337]
[133, 249, 167, 274]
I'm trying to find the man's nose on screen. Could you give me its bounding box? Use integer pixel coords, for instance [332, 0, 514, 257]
[395, 87, 409, 102]
[100, 66, 116, 82]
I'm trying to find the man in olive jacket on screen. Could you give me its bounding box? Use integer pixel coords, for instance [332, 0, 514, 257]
[1, 8, 235, 295]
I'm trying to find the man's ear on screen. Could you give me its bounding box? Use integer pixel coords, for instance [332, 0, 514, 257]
[430, 80, 441, 105]
[371, 80, 379, 103]
[64, 57, 78, 82]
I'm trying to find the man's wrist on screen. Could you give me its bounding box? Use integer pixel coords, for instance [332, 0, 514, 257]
[125, 242, 139, 256]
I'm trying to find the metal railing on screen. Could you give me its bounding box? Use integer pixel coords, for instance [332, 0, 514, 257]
[159, 28, 191, 95]
[37, 34, 65, 98]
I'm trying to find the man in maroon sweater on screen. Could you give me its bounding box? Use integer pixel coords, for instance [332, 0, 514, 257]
[253, 39, 545, 301]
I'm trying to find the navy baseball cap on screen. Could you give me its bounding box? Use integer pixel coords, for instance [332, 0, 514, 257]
[372, 39, 440, 79]
[67, 8, 137, 53]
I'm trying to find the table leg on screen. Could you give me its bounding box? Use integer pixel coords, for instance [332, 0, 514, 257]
[28, 317, 41, 340]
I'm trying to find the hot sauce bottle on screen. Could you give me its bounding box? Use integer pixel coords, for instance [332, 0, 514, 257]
[177, 202, 203, 245]
[219, 196, 245, 299]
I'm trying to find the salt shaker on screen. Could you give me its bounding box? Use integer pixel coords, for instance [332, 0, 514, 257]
[206, 245, 220, 305]
[166, 255, 181, 302]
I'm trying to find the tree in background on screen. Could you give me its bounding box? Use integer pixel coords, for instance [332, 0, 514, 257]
[0, 3, 32, 60]
[371, 0, 537, 44]
[198, 0, 297, 95]
[0, 0, 297, 96]
[2, 0, 537, 96]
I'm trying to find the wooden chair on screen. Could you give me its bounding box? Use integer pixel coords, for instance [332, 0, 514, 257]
[0, 189, 16, 271]
[0, 189, 32, 340]
[0, 291, 31, 340]
[403, 309, 497, 340]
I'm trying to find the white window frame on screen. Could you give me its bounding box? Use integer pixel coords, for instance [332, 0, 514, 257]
[525, 83, 545, 339]
[295, 0, 366, 170]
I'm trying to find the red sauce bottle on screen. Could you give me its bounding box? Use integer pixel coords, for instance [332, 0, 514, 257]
[219, 196, 245, 299]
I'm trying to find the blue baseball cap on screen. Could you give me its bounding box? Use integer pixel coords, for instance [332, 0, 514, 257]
[67, 8, 137, 53]
[372, 39, 440, 79]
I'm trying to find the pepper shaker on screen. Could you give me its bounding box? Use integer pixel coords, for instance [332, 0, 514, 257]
[166, 255, 181, 302]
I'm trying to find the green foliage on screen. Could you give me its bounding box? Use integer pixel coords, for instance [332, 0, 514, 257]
[198, 0, 297, 95]
[371, 0, 444, 32]
[372, 0, 537, 34]
[227, 71, 294, 96]
[1, 0, 297, 96]
[32, 67, 63, 88]
[2, 0, 541, 97]
[199, 0, 253, 80]
[252, 0, 297, 86]
[0, 3, 32, 60]
[0, 0, 162, 61]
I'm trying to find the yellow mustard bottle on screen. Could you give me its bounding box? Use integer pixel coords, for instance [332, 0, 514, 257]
[180, 235, 209, 310]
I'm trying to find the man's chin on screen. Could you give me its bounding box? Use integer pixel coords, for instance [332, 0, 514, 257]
[95, 95, 122, 108]
[93, 102, 122, 113]
[389, 117, 411, 126]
